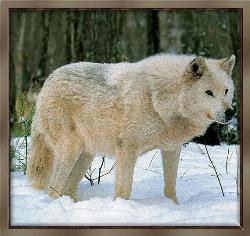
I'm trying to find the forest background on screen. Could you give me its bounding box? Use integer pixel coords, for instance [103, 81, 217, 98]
[10, 9, 241, 146]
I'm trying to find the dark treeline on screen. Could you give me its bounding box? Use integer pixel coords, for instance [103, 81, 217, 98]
[10, 10, 241, 144]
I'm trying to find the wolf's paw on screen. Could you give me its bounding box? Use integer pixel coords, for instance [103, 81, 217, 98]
[170, 195, 179, 204]
[48, 186, 62, 199]
[65, 191, 79, 202]
[115, 189, 131, 200]
[165, 191, 179, 204]
[48, 186, 79, 202]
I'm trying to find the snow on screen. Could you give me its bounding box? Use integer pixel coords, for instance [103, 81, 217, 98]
[10, 142, 240, 226]
[11, 137, 31, 171]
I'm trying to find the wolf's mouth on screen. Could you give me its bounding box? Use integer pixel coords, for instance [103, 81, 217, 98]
[208, 113, 233, 125]
[212, 116, 233, 125]
[213, 119, 231, 125]
[208, 112, 233, 125]
[207, 113, 231, 124]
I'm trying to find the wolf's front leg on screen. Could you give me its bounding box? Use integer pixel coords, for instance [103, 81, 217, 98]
[161, 147, 181, 204]
[115, 148, 137, 200]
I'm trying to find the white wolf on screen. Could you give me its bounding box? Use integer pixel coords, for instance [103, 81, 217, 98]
[27, 54, 235, 203]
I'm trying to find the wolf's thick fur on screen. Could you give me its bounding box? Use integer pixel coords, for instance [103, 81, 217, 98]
[27, 54, 235, 203]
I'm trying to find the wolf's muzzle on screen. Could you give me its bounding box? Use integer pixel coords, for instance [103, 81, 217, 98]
[225, 108, 236, 120]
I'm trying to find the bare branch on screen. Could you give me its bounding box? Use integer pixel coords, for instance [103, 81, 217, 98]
[180, 169, 190, 179]
[143, 168, 163, 176]
[98, 156, 105, 184]
[225, 146, 230, 174]
[205, 145, 225, 197]
[84, 173, 94, 186]
[197, 144, 205, 155]
[92, 163, 116, 181]
[148, 151, 158, 168]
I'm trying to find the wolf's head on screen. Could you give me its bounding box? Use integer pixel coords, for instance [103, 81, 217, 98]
[179, 55, 236, 126]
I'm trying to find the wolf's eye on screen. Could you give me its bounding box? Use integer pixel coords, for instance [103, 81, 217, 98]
[205, 90, 214, 97]
[225, 89, 228, 95]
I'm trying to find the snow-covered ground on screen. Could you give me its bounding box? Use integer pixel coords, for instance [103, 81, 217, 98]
[10, 142, 240, 226]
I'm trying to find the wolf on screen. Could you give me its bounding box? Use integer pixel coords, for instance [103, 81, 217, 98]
[26, 54, 235, 203]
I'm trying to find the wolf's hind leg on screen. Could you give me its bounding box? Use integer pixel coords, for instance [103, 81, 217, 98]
[63, 149, 94, 201]
[161, 147, 181, 204]
[48, 135, 85, 200]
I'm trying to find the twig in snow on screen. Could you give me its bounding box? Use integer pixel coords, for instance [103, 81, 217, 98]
[98, 156, 105, 184]
[85, 165, 95, 185]
[225, 146, 230, 174]
[143, 168, 163, 176]
[89, 165, 96, 176]
[204, 145, 225, 197]
[15, 149, 26, 159]
[235, 145, 240, 197]
[225, 146, 233, 174]
[84, 173, 94, 186]
[182, 178, 197, 182]
[180, 169, 191, 179]
[24, 122, 28, 175]
[197, 144, 205, 155]
[93, 163, 116, 181]
[148, 151, 158, 168]
[85, 159, 116, 185]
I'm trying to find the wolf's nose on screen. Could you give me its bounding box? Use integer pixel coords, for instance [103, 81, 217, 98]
[225, 108, 236, 120]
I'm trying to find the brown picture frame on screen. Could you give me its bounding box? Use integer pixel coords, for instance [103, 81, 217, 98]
[0, 0, 249, 234]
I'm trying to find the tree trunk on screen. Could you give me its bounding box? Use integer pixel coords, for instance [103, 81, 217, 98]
[146, 11, 160, 56]
[39, 12, 51, 79]
[15, 13, 26, 96]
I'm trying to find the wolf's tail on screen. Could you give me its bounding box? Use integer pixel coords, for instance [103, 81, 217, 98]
[26, 130, 53, 190]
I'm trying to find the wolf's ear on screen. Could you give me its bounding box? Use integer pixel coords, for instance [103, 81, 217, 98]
[186, 56, 207, 79]
[218, 55, 235, 76]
